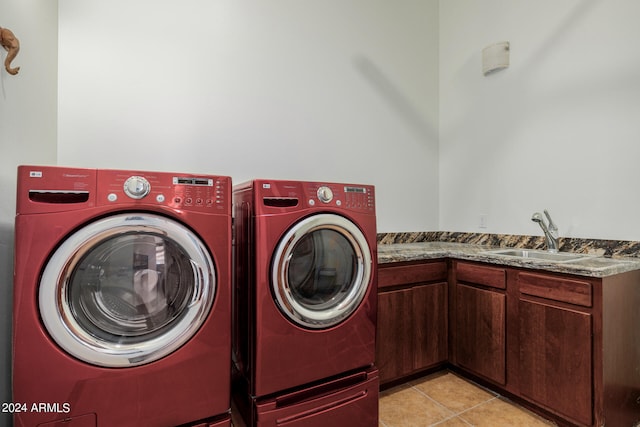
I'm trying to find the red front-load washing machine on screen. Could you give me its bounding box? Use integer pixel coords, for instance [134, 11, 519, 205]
[12, 165, 232, 427]
[232, 179, 379, 426]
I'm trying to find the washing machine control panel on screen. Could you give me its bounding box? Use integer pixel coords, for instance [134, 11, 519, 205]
[98, 170, 230, 212]
[342, 185, 374, 212]
[171, 176, 227, 211]
[309, 183, 374, 212]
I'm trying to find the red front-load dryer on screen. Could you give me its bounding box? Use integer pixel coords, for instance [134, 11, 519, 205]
[233, 179, 378, 398]
[12, 165, 232, 427]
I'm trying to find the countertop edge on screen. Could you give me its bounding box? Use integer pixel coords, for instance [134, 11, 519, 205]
[377, 242, 640, 278]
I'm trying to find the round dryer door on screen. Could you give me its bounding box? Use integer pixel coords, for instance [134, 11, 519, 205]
[39, 213, 216, 367]
[272, 213, 372, 329]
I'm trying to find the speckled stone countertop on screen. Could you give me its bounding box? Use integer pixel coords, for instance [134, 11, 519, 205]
[377, 242, 640, 278]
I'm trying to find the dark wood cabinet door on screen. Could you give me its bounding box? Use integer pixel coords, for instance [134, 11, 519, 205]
[376, 288, 412, 383]
[519, 299, 593, 426]
[455, 283, 506, 385]
[412, 282, 448, 370]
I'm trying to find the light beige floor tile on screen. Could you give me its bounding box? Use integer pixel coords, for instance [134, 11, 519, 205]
[459, 397, 555, 427]
[379, 381, 412, 398]
[379, 385, 455, 427]
[410, 372, 496, 413]
[432, 416, 473, 426]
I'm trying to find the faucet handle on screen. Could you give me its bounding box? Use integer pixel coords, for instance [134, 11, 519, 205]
[543, 209, 558, 233]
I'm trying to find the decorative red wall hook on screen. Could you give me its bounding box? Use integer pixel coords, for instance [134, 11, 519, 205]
[0, 26, 20, 75]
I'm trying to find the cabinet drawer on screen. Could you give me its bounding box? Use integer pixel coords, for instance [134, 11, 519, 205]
[518, 272, 592, 307]
[378, 261, 447, 289]
[456, 262, 506, 290]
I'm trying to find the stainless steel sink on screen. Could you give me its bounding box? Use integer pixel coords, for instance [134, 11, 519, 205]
[484, 249, 590, 262]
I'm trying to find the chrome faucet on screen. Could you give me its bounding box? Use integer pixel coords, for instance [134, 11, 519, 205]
[531, 209, 559, 253]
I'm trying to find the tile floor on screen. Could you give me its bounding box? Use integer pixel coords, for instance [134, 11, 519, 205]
[379, 370, 556, 427]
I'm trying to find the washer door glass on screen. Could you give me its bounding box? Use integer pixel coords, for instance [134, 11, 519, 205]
[272, 214, 372, 329]
[39, 213, 216, 367]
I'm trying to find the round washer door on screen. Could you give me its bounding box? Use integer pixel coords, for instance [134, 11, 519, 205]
[39, 213, 216, 367]
[272, 213, 372, 329]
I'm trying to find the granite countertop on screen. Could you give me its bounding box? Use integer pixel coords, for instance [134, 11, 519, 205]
[377, 242, 640, 278]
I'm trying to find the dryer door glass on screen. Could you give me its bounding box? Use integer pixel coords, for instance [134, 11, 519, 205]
[272, 213, 372, 329]
[39, 213, 216, 367]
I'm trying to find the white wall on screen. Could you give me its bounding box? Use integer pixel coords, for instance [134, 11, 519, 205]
[0, 1, 58, 424]
[3, 2, 438, 421]
[5, 2, 640, 421]
[57, 0, 440, 233]
[439, 0, 640, 240]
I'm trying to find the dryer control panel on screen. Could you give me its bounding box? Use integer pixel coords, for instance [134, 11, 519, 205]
[257, 180, 375, 214]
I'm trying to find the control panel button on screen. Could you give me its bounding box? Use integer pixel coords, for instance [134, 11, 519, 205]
[107, 193, 118, 202]
[123, 176, 151, 199]
[317, 186, 333, 203]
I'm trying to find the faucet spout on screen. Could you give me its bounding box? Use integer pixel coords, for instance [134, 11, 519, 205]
[531, 211, 559, 253]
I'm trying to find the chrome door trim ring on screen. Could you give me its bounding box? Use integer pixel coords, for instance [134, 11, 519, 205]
[271, 213, 372, 329]
[39, 213, 216, 367]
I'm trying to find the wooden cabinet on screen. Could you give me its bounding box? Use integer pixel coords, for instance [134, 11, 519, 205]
[412, 284, 448, 370]
[452, 262, 507, 385]
[451, 262, 595, 424]
[379, 256, 640, 426]
[376, 260, 447, 384]
[517, 272, 594, 426]
[376, 288, 412, 382]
